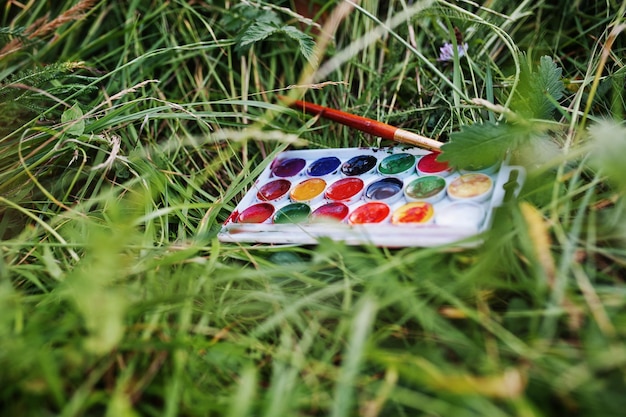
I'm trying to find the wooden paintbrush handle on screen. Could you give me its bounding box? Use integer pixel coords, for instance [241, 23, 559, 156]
[285, 97, 443, 151]
[288, 99, 398, 140]
[392, 128, 443, 151]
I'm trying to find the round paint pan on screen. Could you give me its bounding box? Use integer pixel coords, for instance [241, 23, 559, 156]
[348, 202, 391, 225]
[307, 156, 341, 178]
[273, 202, 311, 224]
[435, 202, 486, 229]
[340, 154, 377, 176]
[447, 173, 494, 203]
[310, 202, 349, 223]
[236, 202, 275, 224]
[271, 157, 306, 178]
[391, 202, 435, 225]
[256, 179, 291, 202]
[364, 177, 404, 204]
[377, 153, 416, 178]
[290, 178, 326, 204]
[404, 175, 446, 203]
[325, 177, 365, 204]
[416, 152, 452, 177]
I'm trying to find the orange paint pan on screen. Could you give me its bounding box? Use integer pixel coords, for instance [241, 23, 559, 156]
[282, 96, 443, 151]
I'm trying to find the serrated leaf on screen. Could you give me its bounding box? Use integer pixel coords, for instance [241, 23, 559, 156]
[220, 3, 280, 32]
[235, 21, 281, 52]
[61, 103, 85, 137]
[438, 122, 520, 170]
[537, 56, 564, 101]
[235, 22, 316, 64]
[513, 55, 564, 119]
[278, 25, 316, 63]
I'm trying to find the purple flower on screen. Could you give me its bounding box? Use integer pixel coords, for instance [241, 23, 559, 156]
[437, 42, 469, 62]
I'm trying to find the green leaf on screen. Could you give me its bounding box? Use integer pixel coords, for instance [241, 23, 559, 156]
[225, 2, 316, 63]
[235, 22, 316, 64]
[438, 122, 522, 170]
[279, 25, 316, 64]
[61, 103, 85, 137]
[537, 56, 564, 101]
[219, 3, 281, 32]
[440, 56, 565, 170]
[513, 55, 564, 119]
[235, 21, 281, 51]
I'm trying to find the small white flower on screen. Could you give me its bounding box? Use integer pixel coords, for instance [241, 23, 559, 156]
[437, 42, 469, 62]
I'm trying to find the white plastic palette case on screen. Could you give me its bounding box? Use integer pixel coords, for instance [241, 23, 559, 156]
[218, 146, 525, 247]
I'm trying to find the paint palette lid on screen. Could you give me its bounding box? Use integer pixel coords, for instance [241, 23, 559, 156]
[218, 146, 525, 247]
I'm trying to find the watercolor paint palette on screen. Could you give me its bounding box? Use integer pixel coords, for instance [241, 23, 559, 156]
[218, 147, 525, 247]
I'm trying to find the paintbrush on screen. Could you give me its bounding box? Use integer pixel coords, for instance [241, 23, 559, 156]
[281, 96, 443, 151]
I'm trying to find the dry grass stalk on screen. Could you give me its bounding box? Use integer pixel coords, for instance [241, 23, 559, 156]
[0, 0, 96, 57]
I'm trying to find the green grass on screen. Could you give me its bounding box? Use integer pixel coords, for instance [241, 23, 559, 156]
[1, 0, 626, 416]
